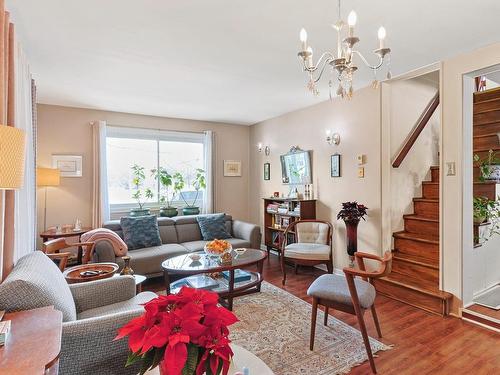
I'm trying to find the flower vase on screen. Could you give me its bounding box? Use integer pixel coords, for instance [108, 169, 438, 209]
[345, 219, 360, 266]
[120, 256, 134, 276]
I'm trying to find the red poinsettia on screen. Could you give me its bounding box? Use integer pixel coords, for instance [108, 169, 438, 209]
[115, 287, 238, 375]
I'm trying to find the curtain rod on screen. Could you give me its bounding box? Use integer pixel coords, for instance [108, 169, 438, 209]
[91, 122, 207, 135]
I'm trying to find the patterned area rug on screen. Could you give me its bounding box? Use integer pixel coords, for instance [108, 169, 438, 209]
[230, 282, 392, 375]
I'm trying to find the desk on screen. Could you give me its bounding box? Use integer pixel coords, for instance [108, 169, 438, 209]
[0, 306, 63, 374]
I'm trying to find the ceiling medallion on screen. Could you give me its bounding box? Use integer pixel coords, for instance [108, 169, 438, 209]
[297, 0, 392, 99]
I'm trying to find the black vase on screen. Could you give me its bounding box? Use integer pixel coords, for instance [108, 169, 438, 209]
[345, 219, 360, 256]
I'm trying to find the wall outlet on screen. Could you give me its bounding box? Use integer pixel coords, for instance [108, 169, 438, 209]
[358, 167, 365, 178]
[446, 162, 456, 176]
[357, 154, 365, 165]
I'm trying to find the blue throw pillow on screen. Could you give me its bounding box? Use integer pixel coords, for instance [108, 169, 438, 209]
[196, 213, 232, 241]
[120, 215, 162, 250]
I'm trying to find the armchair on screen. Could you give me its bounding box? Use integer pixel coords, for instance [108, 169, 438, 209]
[281, 219, 334, 285]
[0, 251, 157, 375]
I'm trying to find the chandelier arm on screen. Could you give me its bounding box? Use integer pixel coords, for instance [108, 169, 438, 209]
[312, 60, 331, 83]
[352, 50, 384, 70]
[302, 51, 336, 73]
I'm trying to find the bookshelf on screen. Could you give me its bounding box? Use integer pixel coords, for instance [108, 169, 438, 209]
[263, 198, 317, 256]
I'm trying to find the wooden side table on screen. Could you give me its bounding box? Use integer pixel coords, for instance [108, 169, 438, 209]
[40, 227, 92, 264]
[0, 306, 63, 374]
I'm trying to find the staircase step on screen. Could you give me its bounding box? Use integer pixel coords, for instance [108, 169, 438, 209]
[421, 181, 439, 199]
[473, 121, 500, 136]
[392, 252, 439, 284]
[430, 166, 439, 183]
[473, 109, 500, 126]
[474, 181, 498, 200]
[473, 134, 500, 151]
[393, 231, 439, 262]
[473, 97, 500, 113]
[374, 273, 452, 316]
[474, 87, 500, 103]
[413, 198, 439, 219]
[404, 214, 439, 237]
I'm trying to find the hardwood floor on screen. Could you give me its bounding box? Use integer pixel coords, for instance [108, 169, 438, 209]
[467, 303, 500, 320]
[144, 254, 500, 375]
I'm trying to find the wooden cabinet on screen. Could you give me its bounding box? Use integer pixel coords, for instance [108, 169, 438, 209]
[263, 198, 316, 255]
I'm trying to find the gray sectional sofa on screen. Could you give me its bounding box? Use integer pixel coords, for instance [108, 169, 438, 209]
[94, 214, 261, 277]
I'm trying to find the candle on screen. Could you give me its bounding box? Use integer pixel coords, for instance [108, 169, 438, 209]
[300, 28, 308, 51]
[347, 11, 357, 37]
[378, 26, 386, 49]
[306, 47, 313, 68]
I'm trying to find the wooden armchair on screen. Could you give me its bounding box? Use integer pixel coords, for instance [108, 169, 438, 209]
[42, 238, 96, 271]
[307, 251, 392, 374]
[281, 219, 333, 285]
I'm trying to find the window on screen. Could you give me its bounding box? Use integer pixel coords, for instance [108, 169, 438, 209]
[106, 126, 206, 212]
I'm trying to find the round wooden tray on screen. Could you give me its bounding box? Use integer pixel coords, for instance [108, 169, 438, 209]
[63, 263, 119, 284]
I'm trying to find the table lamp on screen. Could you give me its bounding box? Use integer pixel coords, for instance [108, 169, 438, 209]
[0, 126, 26, 189]
[37, 167, 60, 231]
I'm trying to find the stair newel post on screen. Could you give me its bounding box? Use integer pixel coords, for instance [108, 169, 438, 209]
[345, 219, 360, 267]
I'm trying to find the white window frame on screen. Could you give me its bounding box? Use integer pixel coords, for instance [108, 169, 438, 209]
[106, 125, 206, 215]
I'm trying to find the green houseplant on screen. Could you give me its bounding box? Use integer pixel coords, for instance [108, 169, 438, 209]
[474, 150, 500, 182]
[473, 196, 500, 243]
[152, 168, 184, 217]
[180, 168, 206, 215]
[130, 164, 154, 217]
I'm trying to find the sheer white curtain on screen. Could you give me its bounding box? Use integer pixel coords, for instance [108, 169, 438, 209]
[91, 121, 110, 227]
[202, 130, 215, 214]
[13, 44, 36, 262]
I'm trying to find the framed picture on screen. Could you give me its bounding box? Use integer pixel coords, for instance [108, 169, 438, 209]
[52, 155, 83, 177]
[281, 217, 290, 228]
[264, 163, 270, 180]
[331, 154, 341, 177]
[223, 160, 242, 177]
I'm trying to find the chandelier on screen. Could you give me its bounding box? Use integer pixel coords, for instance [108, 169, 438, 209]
[297, 0, 392, 99]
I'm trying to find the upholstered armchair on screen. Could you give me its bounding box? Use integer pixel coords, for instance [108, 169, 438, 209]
[281, 219, 334, 285]
[0, 252, 157, 375]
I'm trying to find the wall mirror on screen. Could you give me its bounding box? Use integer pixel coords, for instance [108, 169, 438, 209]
[280, 147, 312, 185]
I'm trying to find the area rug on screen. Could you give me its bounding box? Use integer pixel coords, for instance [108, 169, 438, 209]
[230, 282, 392, 375]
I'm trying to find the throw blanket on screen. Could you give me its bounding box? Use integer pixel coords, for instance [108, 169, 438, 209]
[81, 228, 128, 257]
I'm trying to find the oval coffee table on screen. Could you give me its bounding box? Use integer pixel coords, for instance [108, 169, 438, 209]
[162, 248, 267, 310]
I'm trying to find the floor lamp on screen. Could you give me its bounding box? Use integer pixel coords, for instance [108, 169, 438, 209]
[36, 168, 60, 231]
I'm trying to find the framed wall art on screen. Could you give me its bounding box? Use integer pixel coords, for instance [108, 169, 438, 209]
[223, 160, 242, 177]
[52, 154, 83, 177]
[331, 154, 341, 177]
[264, 162, 270, 180]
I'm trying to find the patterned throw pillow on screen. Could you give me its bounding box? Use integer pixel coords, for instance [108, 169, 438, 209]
[120, 215, 162, 250]
[196, 213, 232, 240]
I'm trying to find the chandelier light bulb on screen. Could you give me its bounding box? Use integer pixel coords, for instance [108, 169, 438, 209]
[347, 11, 357, 27]
[378, 26, 386, 49]
[300, 28, 308, 51]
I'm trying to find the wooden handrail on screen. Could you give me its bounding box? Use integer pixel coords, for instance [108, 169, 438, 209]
[392, 92, 440, 168]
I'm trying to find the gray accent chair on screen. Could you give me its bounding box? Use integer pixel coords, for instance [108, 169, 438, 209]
[94, 214, 261, 277]
[0, 251, 157, 375]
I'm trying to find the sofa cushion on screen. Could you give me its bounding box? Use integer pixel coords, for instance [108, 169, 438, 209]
[284, 243, 331, 260]
[158, 217, 178, 244]
[120, 215, 162, 250]
[127, 244, 189, 275]
[225, 238, 251, 248]
[77, 291, 157, 320]
[196, 213, 232, 240]
[0, 252, 77, 322]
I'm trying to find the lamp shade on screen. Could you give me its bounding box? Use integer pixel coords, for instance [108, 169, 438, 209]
[0, 125, 26, 189]
[37, 168, 60, 187]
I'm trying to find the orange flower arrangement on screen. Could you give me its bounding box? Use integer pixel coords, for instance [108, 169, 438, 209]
[204, 239, 232, 256]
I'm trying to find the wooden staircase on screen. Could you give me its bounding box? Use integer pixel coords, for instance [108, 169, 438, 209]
[374, 166, 453, 316]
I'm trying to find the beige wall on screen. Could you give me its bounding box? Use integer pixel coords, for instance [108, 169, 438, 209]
[441, 42, 500, 306]
[36, 104, 250, 240]
[249, 87, 382, 269]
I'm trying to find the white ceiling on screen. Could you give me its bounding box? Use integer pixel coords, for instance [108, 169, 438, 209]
[7, 0, 500, 125]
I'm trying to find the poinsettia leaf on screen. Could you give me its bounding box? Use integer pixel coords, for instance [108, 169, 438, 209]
[182, 344, 199, 375]
[151, 347, 166, 369]
[126, 350, 142, 367]
[139, 351, 155, 375]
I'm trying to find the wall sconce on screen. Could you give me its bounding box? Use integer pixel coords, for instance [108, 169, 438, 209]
[258, 143, 270, 155]
[326, 130, 340, 145]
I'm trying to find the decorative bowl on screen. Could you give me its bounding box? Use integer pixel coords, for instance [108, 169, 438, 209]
[234, 248, 247, 257]
[204, 239, 233, 257]
[189, 253, 201, 261]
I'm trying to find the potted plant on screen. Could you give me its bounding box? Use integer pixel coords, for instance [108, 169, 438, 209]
[130, 164, 154, 217]
[152, 168, 184, 217]
[474, 150, 500, 182]
[116, 287, 238, 375]
[337, 201, 368, 266]
[180, 168, 206, 215]
[473, 196, 490, 224]
[473, 196, 500, 243]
